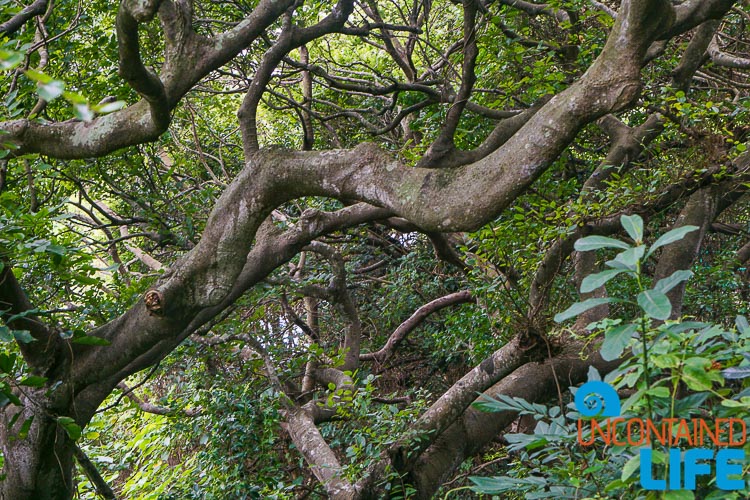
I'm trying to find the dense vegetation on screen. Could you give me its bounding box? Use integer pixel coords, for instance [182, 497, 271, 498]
[0, 0, 749, 498]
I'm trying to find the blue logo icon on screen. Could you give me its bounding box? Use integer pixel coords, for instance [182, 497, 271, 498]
[574, 380, 621, 417]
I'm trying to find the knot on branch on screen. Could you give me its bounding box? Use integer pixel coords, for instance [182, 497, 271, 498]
[123, 0, 162, 22]
[144, 289, 165, 316]
[205, 285, 230, 306]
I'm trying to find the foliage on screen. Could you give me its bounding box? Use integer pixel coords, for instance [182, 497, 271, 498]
[0, 0, 749, 498]
[470, 217, 750, 499]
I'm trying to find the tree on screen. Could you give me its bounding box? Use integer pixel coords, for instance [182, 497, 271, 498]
[0, 0, 748, 497]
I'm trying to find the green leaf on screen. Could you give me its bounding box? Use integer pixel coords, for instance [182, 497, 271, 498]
[72, 103, 94, 121]
[652, 353, 680, 369]
[620, 214, 643, 243]
[645, 386, 670, 398]
[469, 475, 547, 494]
[721, 397, 750, 408]
[92, 100, 126, 114]
[653, 270, 693, 294]
[600, 323, 637, 361]
[673, 393, 710, 414]
[606, 245, 645, 271]
[645, 225, 700, 259]
[18, 416, 34, 439]
[19, 375, 47, 387]
[0, 49, 23, 71]
[5, 308, 40, 323]
[580, 269, 625, 293]
[554, 298, 615, 323]
[682, 358, 714, 391]
[45, 244, 67, 256]
[722, 366, 750, 380]
[664, 490, 695, 500]
[637, 290, 672, 320]
[574, 236, 630, 252]
[62, 90, 87, 105]
[71, 335, 111, 346]
[621, 454, 640, 481]
[57, 417, 82, 441]
[0, 326, 13, 342]
[24, 68, 53, 84]
[735, 315, 749, 336]
[13, 330, 36, 343]
[37, 80, 65, 102]
[0, 353, 16, 374]
[604, 479, 627, 492]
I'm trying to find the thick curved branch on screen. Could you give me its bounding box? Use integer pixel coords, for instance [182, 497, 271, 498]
[708, 34, 750, 69]
[0, 0, 49, 37]
[73, 443, 117, 500]
[496, 0, 570, 24]
[360, 290, 474, 363]
[389, 335, 532, 471]
[71, 204, 391, 410]
[0, 0, 295, 158]
[238, 0, 356, 153]
[418, 0, 479, 166]
[66, 0, 679, 430]
[283, 405, 357, 498]
[304, 241, 362, 371]
[672, 20, 720, 91]
[0, 265, 62, 371]
[410, 345, 619, 497]
[663, 0, 736, 39]
[116, 382, 201, 416]
[116, 0, 169, 129]
[417, 96, 549, 169]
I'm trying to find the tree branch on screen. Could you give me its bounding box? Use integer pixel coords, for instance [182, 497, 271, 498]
[0, 0, 49, 37]
[360, 290, 474, 363]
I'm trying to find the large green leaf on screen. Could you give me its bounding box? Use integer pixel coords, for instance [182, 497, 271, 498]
[620, 214, 643, 243]
[605, 245, 645, 271]
[0, 49, 23, 70]
[645, 225, 699, 259]
[600, 323, 637, 361]
[37, 80, 65, 102]
[722, 366, 750, 380]
[736, 315, 749, 336]
[637, 290, 672, 320]
[574, 236, 630, 252]
[554, 298, 615, 323]
[13, 330, 36, 343]
[57, 417, 82, 441]
[20, 376, 48, 387]
[0, 326, 12, 342]
[580, 269, 625, 293]
[682, 357, 721, 391]
[469, 475, 547, 494]
[621, 454, 640, 481]
[653, 270, 693, 294]
[664, 490, 695, 500]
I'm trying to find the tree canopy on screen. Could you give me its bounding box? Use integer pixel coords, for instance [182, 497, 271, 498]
[0, 0, 749, 498]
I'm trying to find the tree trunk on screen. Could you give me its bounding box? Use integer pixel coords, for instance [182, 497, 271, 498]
[0, 403, 75, 499]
